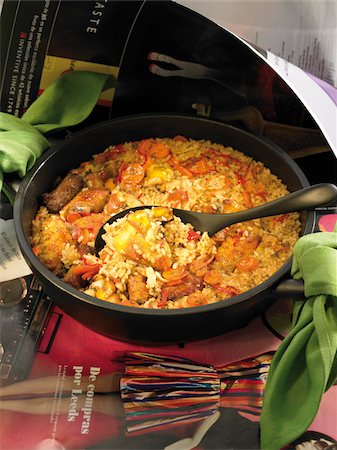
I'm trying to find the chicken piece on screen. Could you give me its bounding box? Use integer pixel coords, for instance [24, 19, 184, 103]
[42, 173, 84, 213]
[31, 211, 71, 276]
[61, 188, 109, 219]
[127, 273, 149, 304]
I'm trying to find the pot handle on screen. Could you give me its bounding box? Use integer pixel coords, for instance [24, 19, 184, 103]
[272, 278, 305, 300]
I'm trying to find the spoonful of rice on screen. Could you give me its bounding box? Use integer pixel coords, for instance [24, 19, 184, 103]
[95, 183, 337, 254]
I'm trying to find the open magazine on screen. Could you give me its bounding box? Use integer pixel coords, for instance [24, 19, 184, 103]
[0, 0, 336, 157]
[1, 1, 337, 449]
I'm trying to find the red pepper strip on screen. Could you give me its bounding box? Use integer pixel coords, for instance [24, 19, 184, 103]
[73, 264, 101, 275]
[240, 161, 254, 208]
[256, 192, 267, 201]
[115, 161, 128, 184]
[274, 213, 289, 223]
[32, 246, 39, 256]
[190, 254, 215, 272]
[243, 189, 253, 208]
[81, 268, 100, 280]
[187, 157, 215, 175]
[158, 290, 168, 308]
[207, 149, 244, 170]
[168, 157, 193, 178]
[94, 144, 127, 163]
[215, 284, 240, 297]
[241, 161, 253, 184]
[165, 278, 186, 286]
[232, 230, 244, 245]
[252, 164, 263, 178]
[187, 229, 201, 241]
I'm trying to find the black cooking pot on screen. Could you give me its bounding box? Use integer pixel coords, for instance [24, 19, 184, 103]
[14, 114, 314, 344]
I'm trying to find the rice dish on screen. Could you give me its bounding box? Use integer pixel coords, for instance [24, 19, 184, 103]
[31, 136, 301, 308]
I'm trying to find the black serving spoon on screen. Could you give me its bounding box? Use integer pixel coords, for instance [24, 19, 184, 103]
[95, 183, 337, 253]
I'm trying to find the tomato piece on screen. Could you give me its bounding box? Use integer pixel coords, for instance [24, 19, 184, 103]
[187, 229, 201, 241]
[120, 163, 145, 187]
[236, 257, 259, 272]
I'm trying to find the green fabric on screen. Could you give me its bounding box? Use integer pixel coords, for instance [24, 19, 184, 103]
[260, 228, 337, 450]
[0, 70, 117, 193]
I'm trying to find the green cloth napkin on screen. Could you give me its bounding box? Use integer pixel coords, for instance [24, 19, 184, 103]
[0, 70, 117, 195]
[260, 226, 337, 450]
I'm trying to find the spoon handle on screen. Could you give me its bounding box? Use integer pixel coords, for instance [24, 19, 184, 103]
[208, 183, 337, 235]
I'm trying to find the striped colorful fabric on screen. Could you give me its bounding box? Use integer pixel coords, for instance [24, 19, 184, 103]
[120, 352, 273, 434]
[218, 353, 273, 415]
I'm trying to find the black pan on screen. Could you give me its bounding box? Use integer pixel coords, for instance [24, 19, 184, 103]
[14, 114, 314, 344]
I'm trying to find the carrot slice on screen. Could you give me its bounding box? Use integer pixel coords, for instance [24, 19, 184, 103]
[204, 270, 222, 285]
[149, 142, 171, 158]
[173, 135, 188, 142]
[138, 139, 154, 155]
[163, 266, 187, 282]
[121, 163, 145, 187]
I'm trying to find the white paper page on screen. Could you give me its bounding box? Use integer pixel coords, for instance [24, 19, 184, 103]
[177, 0, 337, 87]
[0, 219, 32, 282]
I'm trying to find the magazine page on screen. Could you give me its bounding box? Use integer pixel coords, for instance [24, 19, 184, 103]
[0, 0, 331, 157]
[177, 0, 337, 156]
[1, 292, 337, 449]
[177, 0, 337, 87]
